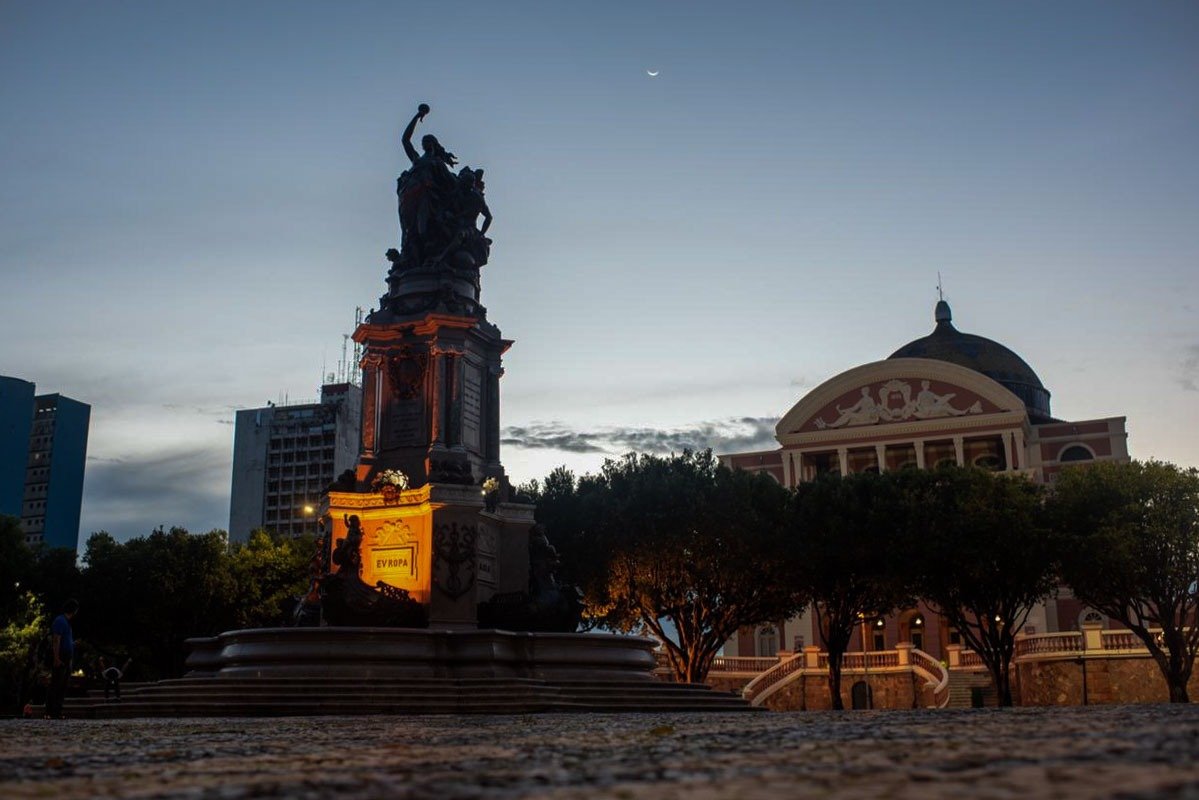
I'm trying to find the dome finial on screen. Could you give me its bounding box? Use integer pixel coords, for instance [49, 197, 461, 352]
[934, 272, 952, 324]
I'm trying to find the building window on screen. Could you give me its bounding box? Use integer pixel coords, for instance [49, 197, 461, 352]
[1059, 445, 1094, 462]
[757, 626, 779, 658]
[974, 454, 1002, 471]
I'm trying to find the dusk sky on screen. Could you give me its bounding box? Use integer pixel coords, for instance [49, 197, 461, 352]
[2, 1, 1196, 545]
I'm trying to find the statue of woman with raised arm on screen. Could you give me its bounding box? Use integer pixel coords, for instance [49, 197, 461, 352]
[397, 103, 458, 267]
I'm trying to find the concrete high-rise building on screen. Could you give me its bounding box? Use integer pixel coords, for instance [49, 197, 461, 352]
[228, 383, 361, 543]
[0, 377, 91, 551]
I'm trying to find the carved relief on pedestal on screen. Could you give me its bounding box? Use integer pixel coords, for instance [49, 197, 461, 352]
[364, 519, 420, 587]
[433, 522, 477, 600]
[813, 379, 984, 430]
[387, 347, 428, 400]
[383, 347, 428, 449]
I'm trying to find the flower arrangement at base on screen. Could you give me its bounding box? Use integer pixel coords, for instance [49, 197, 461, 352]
[372, 469, 410, 502]
[481, 476, 500, 511]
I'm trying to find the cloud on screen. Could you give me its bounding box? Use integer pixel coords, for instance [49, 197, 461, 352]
[80, 444, 230, 543]
[1181, 345, 1199, 392]
[502, 417, 780, 457]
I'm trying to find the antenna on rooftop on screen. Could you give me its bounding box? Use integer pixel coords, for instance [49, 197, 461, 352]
[331, 307, 366, 387]
[936, 272, 945, 302]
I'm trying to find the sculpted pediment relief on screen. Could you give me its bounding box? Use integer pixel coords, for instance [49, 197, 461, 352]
[807, 378, 993, 432]
[367, 519, 417, 548]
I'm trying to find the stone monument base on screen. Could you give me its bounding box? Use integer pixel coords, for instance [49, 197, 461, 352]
[184, 626, 657, 680]
[52, 628, 759, 717]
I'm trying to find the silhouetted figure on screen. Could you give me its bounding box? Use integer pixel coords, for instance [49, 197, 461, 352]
[46, 599, 79, 719]
[99, 656, 132, 702]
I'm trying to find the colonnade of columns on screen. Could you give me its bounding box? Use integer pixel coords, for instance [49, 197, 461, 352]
[791, 429, 1024, 486]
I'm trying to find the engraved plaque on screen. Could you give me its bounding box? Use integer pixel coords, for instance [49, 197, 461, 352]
[373, 546, 416, 581]
[462, 362, 483, 453]
[477, 553, 496, 587]
[385, 398, 424, 448]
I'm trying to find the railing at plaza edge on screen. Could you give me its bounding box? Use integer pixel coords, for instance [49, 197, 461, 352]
[909, 647, 952, 708]
[951, 626, 1167, 668]
[658, 625, 1165, 708]
[739, 644, 949, 708]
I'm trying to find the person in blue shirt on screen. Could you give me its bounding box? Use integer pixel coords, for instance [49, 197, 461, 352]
[46, 599, 79, 719]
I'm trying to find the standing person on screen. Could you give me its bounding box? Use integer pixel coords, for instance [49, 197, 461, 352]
[46, 599, 79, 719]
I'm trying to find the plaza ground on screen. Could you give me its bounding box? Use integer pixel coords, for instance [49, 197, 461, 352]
[2, 706, 1198, 799]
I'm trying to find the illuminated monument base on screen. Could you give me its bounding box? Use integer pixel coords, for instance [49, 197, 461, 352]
[319, 483, 534, 630]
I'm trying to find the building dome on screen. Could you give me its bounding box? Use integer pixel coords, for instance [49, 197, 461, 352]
[889, 301, 1053, 422]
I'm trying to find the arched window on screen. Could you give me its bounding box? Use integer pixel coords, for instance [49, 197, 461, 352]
[1078, 610, 1105, 629]
[1059, 445, 1094, 462]
[973, 454, 1002, 471]
[757, 626, 779, 658]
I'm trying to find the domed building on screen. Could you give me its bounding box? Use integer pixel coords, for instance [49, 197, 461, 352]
[718, 300, 1128, 661]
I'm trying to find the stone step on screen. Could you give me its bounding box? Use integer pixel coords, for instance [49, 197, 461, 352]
[52, 675, 752, 718]
[69, 687, 738, 707]
[114, 681, 719, 700]
[60, 694, 755, 718]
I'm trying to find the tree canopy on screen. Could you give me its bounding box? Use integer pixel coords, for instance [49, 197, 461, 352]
[533, 451, 801, 683]
[902, 466, 1056, 707]
[1049, 460, 1199, 703]
[790, 471, 913, 709]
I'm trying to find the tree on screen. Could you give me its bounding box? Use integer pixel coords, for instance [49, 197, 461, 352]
[904, 466, 1055, 707]
[0, 516, 34, 621]
[80, 527, 237, 678]
[23, 545, 82, 619]
[0, 591, 46, 716]
[522, 466, 604, 597]
[542, 451, 800, 683]
[1050, 460, 1199, 703]
[791, 472, 912, 710]
[228, 529, 314, 629]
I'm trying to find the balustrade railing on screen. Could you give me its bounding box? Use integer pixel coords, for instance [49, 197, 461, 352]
[1101, 630, 1144, 652]
[1014, 632, 1083, 657]
[909, 647, 951, 708]
[816, 650, 902, 670]
[957, 649, 986, 668]
[742, 653, 805, 705]
[709, 655, 781, 673]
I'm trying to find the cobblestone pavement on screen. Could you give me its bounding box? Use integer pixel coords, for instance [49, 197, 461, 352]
[2, 706, 1199, 799]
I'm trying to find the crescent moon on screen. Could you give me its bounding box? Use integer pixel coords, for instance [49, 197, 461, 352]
[647, 70, 660, 77]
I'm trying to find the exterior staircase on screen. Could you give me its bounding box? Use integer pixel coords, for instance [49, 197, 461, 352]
[944, 670, 995, 708]
[50, 675, 759, 718]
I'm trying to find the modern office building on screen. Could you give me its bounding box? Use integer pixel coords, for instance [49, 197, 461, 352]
[0, 376, 91, 551]
[718, 299, 1129, 660]
[228, 382, 362, 543]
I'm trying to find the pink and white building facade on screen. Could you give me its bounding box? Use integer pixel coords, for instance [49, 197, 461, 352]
[719, 299, 1129, 661]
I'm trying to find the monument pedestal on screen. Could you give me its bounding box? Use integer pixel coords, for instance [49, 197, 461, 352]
[322, 484, 533, 628]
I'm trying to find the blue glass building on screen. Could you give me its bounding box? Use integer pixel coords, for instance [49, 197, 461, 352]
[0, 376, 90, 551]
